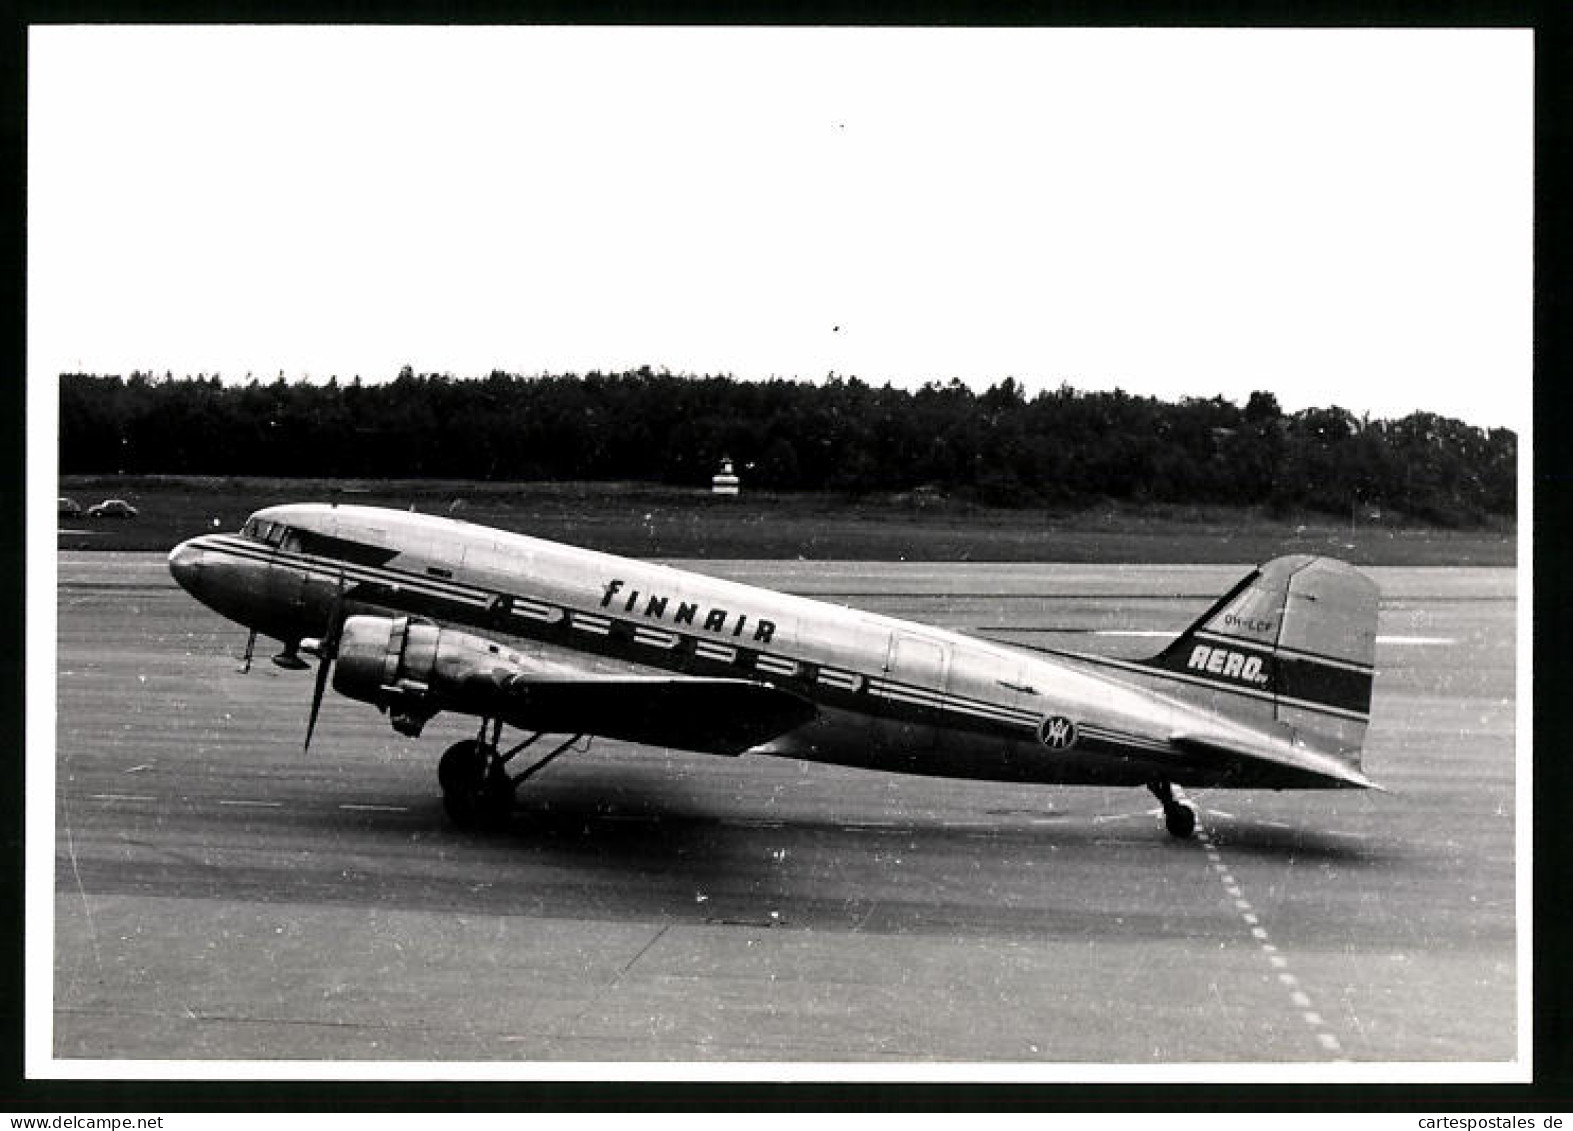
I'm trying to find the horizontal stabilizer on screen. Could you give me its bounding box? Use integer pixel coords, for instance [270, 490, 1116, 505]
[1168, 732, 1385, 791]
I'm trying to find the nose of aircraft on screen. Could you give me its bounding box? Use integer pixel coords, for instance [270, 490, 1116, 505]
[167, 539, 203, 594]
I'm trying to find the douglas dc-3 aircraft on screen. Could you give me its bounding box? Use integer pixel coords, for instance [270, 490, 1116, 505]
[168, 504, 1381, 839]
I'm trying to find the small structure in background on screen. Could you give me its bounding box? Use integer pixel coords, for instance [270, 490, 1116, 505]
[711, 458, 740, 496]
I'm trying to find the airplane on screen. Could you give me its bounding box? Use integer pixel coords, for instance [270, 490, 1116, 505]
[166, 503, 1382, 839]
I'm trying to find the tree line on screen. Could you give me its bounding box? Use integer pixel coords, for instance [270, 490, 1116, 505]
[58, 369, 1517, 525]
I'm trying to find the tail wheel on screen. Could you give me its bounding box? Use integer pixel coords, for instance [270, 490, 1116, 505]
[1147, 780, 1199, 840]
[1164, 801, 1198, 840]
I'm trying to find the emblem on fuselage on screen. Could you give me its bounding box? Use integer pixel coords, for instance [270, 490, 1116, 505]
[1037, 715, 1079, 750]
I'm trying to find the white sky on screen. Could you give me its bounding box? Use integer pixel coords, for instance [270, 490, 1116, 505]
[28, 26, 1533, 430]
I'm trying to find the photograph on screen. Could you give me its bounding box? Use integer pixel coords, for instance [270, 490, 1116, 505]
[28, 24, 1529, 1084]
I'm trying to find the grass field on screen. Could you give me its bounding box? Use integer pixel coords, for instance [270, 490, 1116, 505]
[55, 475, 1517, 566]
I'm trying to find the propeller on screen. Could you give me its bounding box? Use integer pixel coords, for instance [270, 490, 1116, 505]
[303, 575, 347, 752]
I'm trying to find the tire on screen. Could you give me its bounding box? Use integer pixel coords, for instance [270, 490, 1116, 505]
[1164, 803, 1198, 840]
[439, 739, 513, 830]
[439, 740, 488, 794]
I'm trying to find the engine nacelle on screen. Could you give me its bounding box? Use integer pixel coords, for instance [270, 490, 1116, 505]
[333, 615, 532, 736]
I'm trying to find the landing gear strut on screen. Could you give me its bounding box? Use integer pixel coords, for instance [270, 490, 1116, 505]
[1147, 780, 1198, 840]
[437, 718, 585, 830]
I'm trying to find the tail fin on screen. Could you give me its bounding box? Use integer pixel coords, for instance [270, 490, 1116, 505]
[1144, 555, 1379, 758]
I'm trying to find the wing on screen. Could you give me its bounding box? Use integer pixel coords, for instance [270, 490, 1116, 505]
[467, 670, 819, 755]
[333, 614, 819, 755]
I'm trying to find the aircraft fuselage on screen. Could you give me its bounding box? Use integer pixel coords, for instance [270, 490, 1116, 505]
[168, 503, 1371, 793]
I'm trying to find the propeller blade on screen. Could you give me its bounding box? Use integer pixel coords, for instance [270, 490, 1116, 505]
[303, 572, 348, 753]
[238, 629, 256, 674]
[304, 651, 332, 752]
[324, 581, 346, 655]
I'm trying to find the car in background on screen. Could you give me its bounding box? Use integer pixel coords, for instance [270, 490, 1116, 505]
[87, 498, 139, 519]
[58, 496, 83, 519]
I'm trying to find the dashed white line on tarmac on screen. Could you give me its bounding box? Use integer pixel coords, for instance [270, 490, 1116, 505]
[338, 803, 410, 813]
[90, 793, 156, 802]
[218, 799, 283, 808]
[1197, 823, 1349, 1060]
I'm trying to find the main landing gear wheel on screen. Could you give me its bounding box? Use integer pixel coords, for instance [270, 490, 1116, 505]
[437, 726, 587, 832]
[1148, 780, 1199, 840]
[439, 739, 514, 831]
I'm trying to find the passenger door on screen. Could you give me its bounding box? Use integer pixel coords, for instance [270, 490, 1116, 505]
[876, 631, 951, 760]
[885, 631, 951, 697]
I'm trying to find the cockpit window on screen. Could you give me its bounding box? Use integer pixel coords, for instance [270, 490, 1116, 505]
[240, 517, 295, 548]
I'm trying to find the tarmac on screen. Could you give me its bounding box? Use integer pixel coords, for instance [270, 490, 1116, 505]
[46, 553, 1519, 1075]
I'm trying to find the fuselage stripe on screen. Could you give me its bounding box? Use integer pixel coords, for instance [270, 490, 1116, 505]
[756, 656, 799, 676]
[201, 537, 494, 607]
[944, 699, 1039, 728]
[1193, 629, 1374, 675]
[1078, 725, 1174, 755]
[1052, 649, 1371, 723]
[514, 599, 561, 622]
